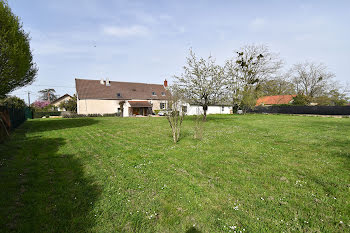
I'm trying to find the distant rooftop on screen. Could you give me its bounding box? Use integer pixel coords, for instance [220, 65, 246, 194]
[256, 95, 296, 106]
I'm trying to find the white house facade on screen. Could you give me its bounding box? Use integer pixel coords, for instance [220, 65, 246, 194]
[75, 78, 169, 117]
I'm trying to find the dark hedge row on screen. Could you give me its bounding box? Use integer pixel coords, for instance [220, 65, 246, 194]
[249, 106, 350, 115]
[33, 111, 62, 118]
[62, 113, 121, 118]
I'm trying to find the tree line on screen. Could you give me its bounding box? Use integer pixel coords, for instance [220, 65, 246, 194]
[174, 45, 349, 120]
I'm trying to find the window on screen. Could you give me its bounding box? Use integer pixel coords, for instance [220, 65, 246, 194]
[222, 106, 225, 111]
[182, 106, 187, 113]
[161, 92, 165, 96]
[160, 103, 166, 109]
[152, 92, 156, 96]
[116, 93, 121, 97]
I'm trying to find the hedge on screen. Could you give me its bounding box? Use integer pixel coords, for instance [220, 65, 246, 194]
[63, 113, 120, 118]
[33, 111, 62, 118]
[249, 106, 350, 115]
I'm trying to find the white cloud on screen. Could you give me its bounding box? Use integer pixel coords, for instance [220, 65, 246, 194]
[102, 25, 150, 37]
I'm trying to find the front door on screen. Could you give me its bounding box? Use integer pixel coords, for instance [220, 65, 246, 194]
[132, 107, 139, 115]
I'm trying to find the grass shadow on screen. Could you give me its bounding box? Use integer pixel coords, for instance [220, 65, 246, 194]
[0, 134, 101, 232]
[185, 226, 202, 233]
[21, 118, 98, 134]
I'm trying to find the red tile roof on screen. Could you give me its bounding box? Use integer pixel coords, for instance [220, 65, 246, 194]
[256, 95, 296, 106]
[75, 79, 168, 100]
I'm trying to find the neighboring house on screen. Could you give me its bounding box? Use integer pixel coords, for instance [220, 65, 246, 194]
[75, 78, 168, 116]
[256, 95, 296, 106]
[51, 94, 72, 111]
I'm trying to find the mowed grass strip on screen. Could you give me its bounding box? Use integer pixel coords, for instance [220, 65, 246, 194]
[0, 114, 349, 232]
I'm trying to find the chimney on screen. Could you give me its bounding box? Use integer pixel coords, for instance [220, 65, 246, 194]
[164, 79, 168, 87]
[100, 79, 105, 85]
[106, 78, 110, 86]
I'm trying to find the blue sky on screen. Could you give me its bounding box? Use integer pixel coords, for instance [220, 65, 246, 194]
[8, 0, 350, 102]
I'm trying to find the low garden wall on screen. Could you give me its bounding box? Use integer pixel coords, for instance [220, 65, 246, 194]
[249, 106, 350, 115]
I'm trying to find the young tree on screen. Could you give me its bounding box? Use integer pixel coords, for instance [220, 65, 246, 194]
[166, 85, 184, 143]
[38, 89, 57, 102]
[225, 45, 283, 112]
[174, 49, 226, 121]
[289, 61, 335, 98]
[0, 0, 38, 98]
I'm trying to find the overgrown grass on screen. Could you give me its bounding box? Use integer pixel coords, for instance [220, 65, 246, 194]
[0, 114, 349, 232]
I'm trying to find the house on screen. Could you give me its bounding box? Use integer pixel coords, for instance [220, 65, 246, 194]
[51, 94, 73, 111]
[75, 78, 168, 116]
[256, 95, 296, 106]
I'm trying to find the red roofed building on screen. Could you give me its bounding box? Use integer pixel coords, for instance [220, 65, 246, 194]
[256, 95, 296, 106]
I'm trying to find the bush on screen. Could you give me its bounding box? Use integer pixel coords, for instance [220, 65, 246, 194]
[33, 111, 61, 118]
[102, 113, 118, 117]
[292, 95, 311, 106]
[0, 96, 26, 108]
[62, 113, 120, 118]
[31, 100, 51, 110]
[62, 113, 85, 118]
[59, 95, 77, 112]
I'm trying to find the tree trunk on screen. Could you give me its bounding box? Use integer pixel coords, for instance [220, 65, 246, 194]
[202, 104, 208, 121]
[173, 130, 177, 143]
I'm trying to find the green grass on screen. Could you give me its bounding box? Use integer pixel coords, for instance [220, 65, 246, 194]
[0, 114, 349, 232]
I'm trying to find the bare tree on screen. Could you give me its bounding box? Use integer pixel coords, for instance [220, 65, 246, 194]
[166, 85, 184, 143]
[313, 81, 350, 106]
[289, 61, 335, 98]
[224, 44, 283, 112]
[174, 49, 226, 121]
[259, 76, 296, 96]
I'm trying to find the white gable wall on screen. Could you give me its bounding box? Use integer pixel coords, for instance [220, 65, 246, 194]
[77, 99, 121, 115]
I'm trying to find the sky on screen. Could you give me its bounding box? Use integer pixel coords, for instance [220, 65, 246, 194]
[7, 0, 350, 103]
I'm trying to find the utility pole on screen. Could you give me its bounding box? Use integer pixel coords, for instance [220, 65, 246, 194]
[27, 91, 31, 106]
[47, 90, 50, 103]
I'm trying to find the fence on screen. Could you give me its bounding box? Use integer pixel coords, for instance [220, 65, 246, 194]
[0, 106, 32, 142]
[249, 105, 350, 115]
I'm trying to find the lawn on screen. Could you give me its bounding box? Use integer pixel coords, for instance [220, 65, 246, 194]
[0, 114, 349, 232]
